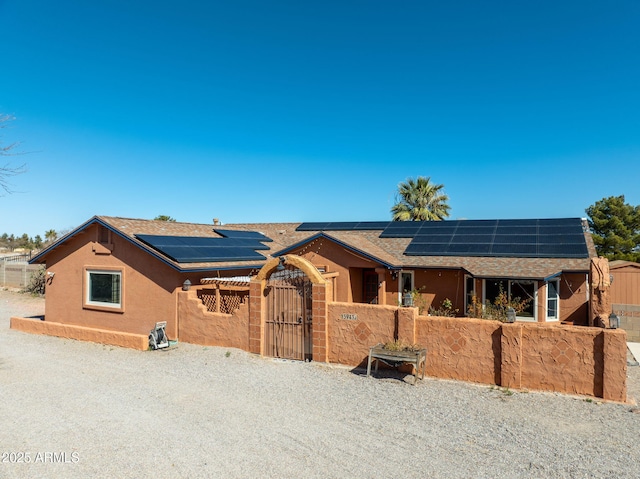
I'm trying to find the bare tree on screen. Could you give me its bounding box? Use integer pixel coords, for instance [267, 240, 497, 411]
[1, 114, 27, 195]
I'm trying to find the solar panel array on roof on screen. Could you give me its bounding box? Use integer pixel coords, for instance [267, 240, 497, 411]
[213, 229, 273, 242]
[296, 218, 589, 258]
[136, 234, 267, 263]
[404, 218, 588, 258]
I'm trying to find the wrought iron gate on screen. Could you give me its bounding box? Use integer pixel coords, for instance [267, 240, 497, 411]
[265, 265, 312, 361]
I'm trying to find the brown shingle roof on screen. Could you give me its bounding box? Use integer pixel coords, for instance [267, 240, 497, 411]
[35, 215, 595, 278]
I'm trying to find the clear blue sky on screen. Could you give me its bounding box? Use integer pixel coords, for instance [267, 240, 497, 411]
[1, 0, 639, 238]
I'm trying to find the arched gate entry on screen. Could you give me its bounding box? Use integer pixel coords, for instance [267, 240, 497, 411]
[264, 264, 312, 361]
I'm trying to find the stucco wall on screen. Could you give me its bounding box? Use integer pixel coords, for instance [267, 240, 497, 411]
[415, 315, 502, 385]
[326, 302, 626, 402]
[39, 224, 241, 339]
[177, 289, 249, 349]
[413, 269, 466, 313]
[297, 240, 379, 303]
[41, 225, 183, 338]
[10, 316, 148, 350]
[327, 302, 399, 366]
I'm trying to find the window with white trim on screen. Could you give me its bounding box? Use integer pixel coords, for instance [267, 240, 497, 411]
[400, 271, 414, 293]
[85, 269, 122, 309]
[547, 280, 559, 321]
[398, 271, 414, 305]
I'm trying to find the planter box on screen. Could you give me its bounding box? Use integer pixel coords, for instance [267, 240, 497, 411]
[366, 343, 427, 385]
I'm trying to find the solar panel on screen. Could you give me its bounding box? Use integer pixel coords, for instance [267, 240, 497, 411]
[449, 234, 494, 244]
[294, 218, 589, 259]
[416, 225, 458, 234]
[495, 226, 538, 235]
[493, 234, 537, 244]
[454, 226, 496, 235]
[538, 218, 581, 226]
[323, 222, 362, 230]
[380, 228, 423, 238]
[541, 234, 586, 244]
[496, 219, 537, 226]
[353, 221, 392, 230]
[537, 243, 589, 257]
[538, 226, 583, 235]
[296, 222, 331, 231]
[458, 219, 498, 227]
[490, 244, 538, 256]
[446, 243, 492, 255]
[400, 217, 589, 258]
[411, 234, 453, 243]
[296, 221, 390, 232]
[379, 222, 424, 238]
[214, 229, 273, 242]
[136, 234, 267, 263]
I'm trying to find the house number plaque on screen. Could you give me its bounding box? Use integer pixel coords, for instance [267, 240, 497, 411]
[340, 313, 358, 321]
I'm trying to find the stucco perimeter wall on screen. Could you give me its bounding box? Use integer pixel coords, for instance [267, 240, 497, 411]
[177, 289, 249, 350]
[518, 323, 627, 401]
[328, 302, 414, 367]
[416, 316, 627, 402]
[10, 316, 148, 350]
[327, 302, 627, 401]
[415, 316, 502, 385]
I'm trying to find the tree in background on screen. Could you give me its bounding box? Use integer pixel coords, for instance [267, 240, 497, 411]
[586, 195, 640, 261]
[154, 215, 176, 222]
[0, 114, 27, 195]
[44, 229, 58, 244]
[391, 176, 450, 221]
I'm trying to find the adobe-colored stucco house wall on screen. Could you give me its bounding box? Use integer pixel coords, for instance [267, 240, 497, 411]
[40, 223, 248, 340]
[297, 239, 379, 303]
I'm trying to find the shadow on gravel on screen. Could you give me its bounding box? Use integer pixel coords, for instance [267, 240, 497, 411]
[349, 366, 420, 385]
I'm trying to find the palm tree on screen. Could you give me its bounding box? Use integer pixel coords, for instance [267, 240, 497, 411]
[44, 229, 57, 244]
[391, 176, 450, 221]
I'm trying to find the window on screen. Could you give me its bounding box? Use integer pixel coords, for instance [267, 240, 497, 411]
[547, 280, 559, 321]
[510, 281, 535, 320]
[85, 268, 123, 311]
[483, 279, 537, 321]
[464, 275, 476, 313]
[398, 271, 414, 305]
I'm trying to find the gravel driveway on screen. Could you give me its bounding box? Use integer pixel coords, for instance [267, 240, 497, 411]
[2, 289, 640, 479]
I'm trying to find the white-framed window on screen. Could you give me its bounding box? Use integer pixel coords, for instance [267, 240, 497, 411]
[546, 280, 560, 321]
[84, 268, 123, 311]
[398, 271, 414, 304]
